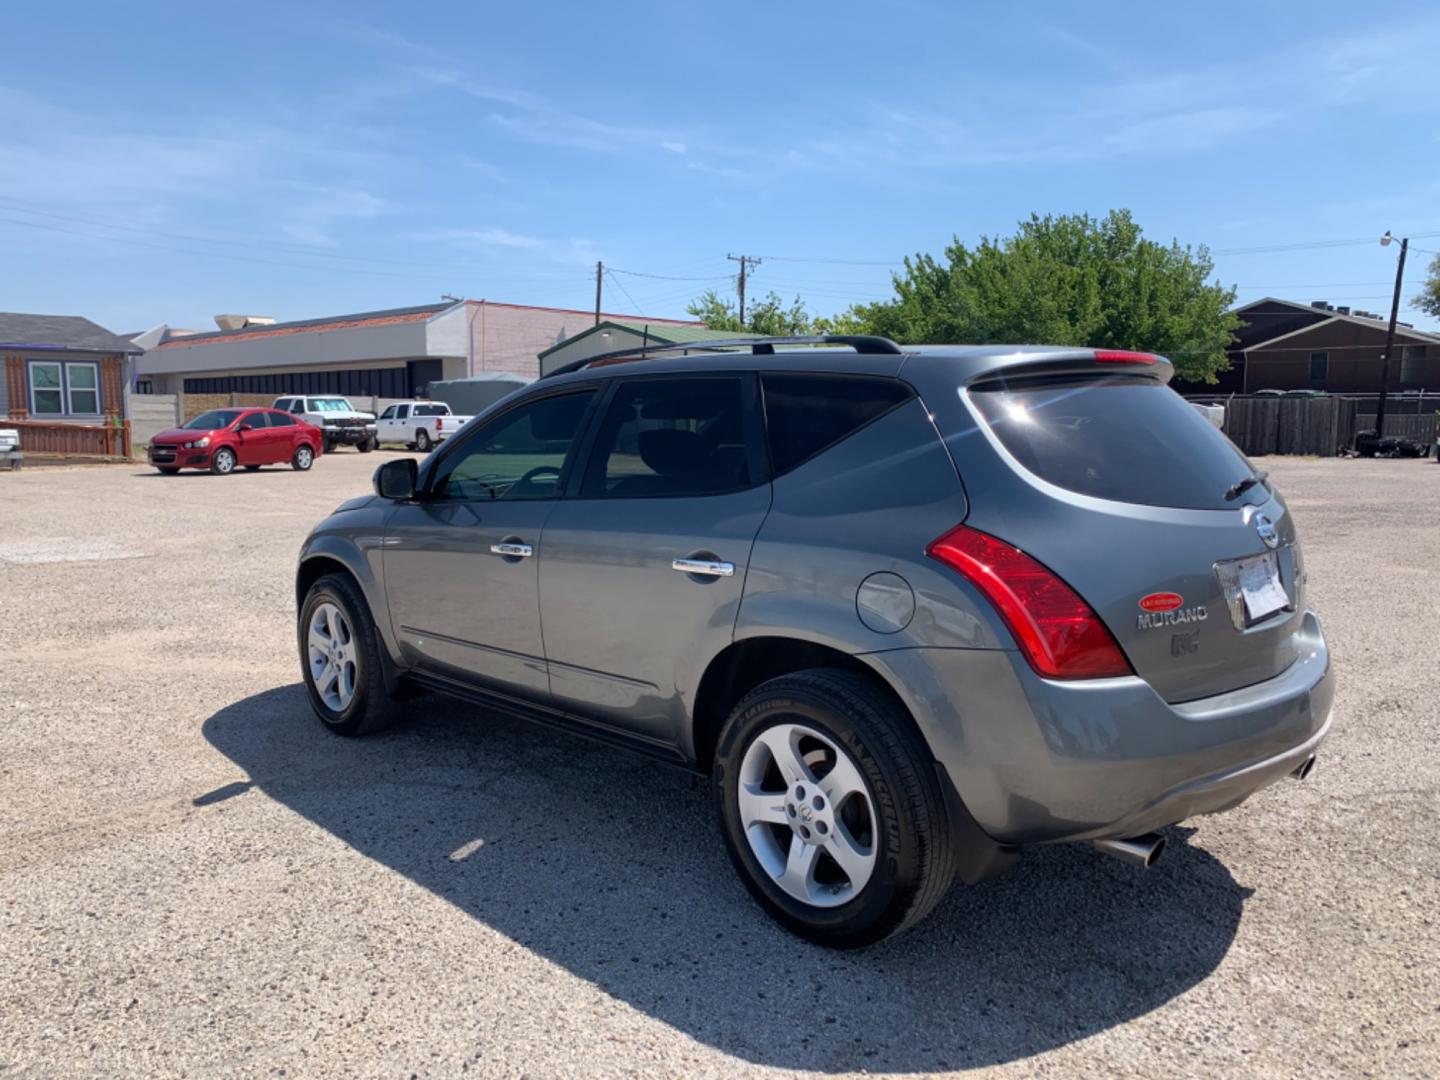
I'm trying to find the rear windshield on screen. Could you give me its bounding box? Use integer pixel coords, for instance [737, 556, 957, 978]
[970, 375, 1259, 510]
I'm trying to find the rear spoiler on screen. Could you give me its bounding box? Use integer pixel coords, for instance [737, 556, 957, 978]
[954, 349, 1175, 387]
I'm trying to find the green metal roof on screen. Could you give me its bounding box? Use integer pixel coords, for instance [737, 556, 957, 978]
[538, 320, 761, 359]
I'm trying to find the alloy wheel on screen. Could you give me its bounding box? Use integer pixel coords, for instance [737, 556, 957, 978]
[214, 449, 235, 474]
[296, 446, 313, 469]
[307, 601, 358, 712]
[736, 722, 879, 907]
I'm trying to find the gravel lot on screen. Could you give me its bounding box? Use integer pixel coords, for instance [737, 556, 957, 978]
[1, 450, 1436, 1078]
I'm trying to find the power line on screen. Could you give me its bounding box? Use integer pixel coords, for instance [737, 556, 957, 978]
[604, 269, 644, 316]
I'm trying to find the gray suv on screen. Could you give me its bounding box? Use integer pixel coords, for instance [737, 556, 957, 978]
[295, 336, 1333, 947]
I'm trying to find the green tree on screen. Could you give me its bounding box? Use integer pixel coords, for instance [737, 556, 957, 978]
[687, 289, 814, 335]
[1414, 252, 1440, 319]
[850, 210, 1239, 383]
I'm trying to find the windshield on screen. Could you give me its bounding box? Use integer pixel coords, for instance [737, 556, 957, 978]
[183, 409, 243, 430]
[308, 398, 354, 412]
[970, 375, 1260, 510]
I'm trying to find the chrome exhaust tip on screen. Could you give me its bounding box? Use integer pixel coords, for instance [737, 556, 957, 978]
[1092, 833, 1167, 869]
[1290, 754, 1317, 781]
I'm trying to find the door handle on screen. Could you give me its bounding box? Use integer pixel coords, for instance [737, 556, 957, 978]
[490, 542, 533, 558]
[672, 557, 734, 577]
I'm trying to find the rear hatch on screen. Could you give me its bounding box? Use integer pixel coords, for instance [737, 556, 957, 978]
[953, 361, 1305, 703]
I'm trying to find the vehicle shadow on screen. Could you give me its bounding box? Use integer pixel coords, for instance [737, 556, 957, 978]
[202, 684, 1249, 1073]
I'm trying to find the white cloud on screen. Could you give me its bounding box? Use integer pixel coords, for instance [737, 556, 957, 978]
[661, 141, 687, 154]
[421, 227, 541, 249]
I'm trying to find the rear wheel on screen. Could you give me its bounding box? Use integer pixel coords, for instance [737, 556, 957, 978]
[714, 669, 956, 947]
[210, 447, 237, 475]
[414, 428, 433, 453]
[292, 444, 315, 471]
[299, 573, 401, 736]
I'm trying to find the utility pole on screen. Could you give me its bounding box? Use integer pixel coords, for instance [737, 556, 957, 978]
[594, 261, 604, 325]
[728, 254, 760, 324]
[1376, 232, 1409, 436]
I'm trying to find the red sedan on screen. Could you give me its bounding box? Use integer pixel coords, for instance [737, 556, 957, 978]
[149, 408, 324, 475]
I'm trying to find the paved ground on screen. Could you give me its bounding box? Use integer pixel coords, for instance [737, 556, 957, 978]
[1, 451, 1436, 1078]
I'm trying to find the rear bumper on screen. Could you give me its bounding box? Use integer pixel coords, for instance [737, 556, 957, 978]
[863, 609, 1333, 845]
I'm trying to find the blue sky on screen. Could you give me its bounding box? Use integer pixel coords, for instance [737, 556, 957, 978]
[2, 1, 1438, 334]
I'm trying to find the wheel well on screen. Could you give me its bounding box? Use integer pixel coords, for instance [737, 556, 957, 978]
[690, 637, 911, 774]
[295, 555, 355, 611]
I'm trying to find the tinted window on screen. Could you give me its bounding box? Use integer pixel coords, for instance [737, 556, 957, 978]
[241, 412, 270, 429]
[183, 409, 244, 430]
[762, 374, 914, 475]
[432, 391, 594, 500]
[970, 375, 1258, 510]
[288, 400, 305, 414]
[414, 404, 448, 416]
[269, 412, 296, 427]
[273, 398, 292, 412]
[582, 377, 753, 498]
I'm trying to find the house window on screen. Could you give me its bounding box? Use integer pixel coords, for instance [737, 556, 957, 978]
[1400, 345, 1423, 385]
[29, 361, 64, 414]
[27, 359, 102, 416]
[67, 363, 100, 414]
[1308, 351, 1328, 382]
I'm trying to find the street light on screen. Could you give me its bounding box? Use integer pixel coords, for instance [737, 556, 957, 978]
[1375, 231, 1409, 437]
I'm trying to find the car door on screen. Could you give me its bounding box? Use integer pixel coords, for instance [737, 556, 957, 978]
[233, 411, 272, 464]
[539, 374, 771, 749]
[382, 387, 599, 701]
[267, 410, 301, 458]
[377, 404, 399, 442]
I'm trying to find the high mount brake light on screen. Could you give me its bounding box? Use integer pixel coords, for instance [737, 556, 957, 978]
[1093, 350, 1159, 365]
[926, 525, 1132, 680]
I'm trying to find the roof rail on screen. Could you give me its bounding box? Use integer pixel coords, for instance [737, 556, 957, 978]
[541, 334, 904, 379]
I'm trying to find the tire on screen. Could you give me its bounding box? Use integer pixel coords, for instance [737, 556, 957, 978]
[359, 435, 375, 453]
[298, 573, 402, 737]
[323, 436, 335, 454]
[292, 444, 315, 471]
[210, 447, 237, 475]
[414, 428, 433, 453]
[244, 464, 261, 472]
[156, 467, 179, 475]
[714, 669, 956, 948]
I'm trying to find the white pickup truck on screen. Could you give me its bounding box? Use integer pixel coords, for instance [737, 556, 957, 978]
[375, 401, 472, 452]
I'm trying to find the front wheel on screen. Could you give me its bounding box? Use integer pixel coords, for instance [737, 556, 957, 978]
[210, 447, 237, 475]
[414, 428, 433, 453]
[359, 435, 375, 453]
[714, 669, 956, 947]
[299, 573, 401, 736]
[292, 444, 315, 471]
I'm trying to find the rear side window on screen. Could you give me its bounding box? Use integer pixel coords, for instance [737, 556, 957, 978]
[582, 377, 753, 498]
[762, 374, 914, 476]
[269, 412, 295, 427]
[969, 375, 1256, 510]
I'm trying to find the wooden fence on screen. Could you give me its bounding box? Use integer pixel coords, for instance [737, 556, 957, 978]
[2, 417, 132, 458]
[1190, 395, 1439, 456]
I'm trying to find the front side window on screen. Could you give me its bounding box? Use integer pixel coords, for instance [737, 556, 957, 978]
[29, 361, 64, 415]
[240, 412, 270, 429]
[378, 405, 397, 420]
[1308, 351, 1328, 382]
[184, 409, 245, 430]
[582, 376, 753, 498]
[66, 363, 100, 414]
[431, 390, 594, 501]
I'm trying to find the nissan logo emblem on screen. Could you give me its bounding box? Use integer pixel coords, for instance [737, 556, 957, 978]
[1254, 513, 1279, 549]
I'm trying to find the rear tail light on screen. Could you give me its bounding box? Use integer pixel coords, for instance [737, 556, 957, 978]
[1093, 349, 1159, 365]
[926, 525, 1132, 679]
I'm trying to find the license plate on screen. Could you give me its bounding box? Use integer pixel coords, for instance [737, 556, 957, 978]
[1236, 551, 1288, 621]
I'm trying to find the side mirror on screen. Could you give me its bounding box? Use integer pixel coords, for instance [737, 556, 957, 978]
[374, 457, 417, 500]
[237, 423, 253, 432]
